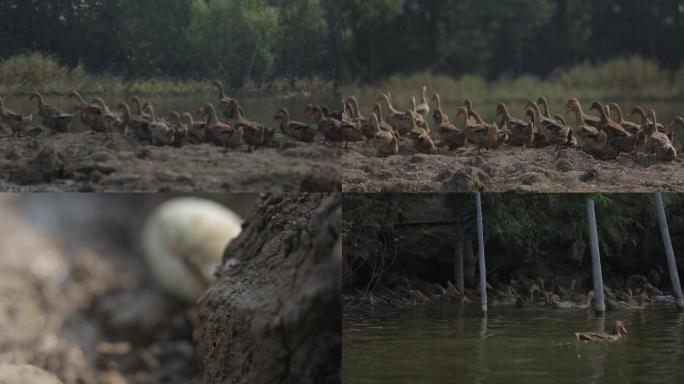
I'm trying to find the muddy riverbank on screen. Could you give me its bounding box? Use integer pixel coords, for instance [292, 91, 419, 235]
[343, 144, 684, 193]
[0, 131, 341, 192]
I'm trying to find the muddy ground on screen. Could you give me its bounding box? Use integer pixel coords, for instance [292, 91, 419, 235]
[0, 195, 256, 384]
[194, 194, 342, 384]
[0, 129, 341, 192]
[343, 144, 684, 193]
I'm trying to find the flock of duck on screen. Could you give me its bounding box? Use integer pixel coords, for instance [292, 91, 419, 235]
[343, 86, 684, 161]
[0, 81, 356, 151]
[363, 271, 666, 342]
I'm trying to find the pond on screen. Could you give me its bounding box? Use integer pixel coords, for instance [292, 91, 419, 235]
[2, 92, 339, 137]
[343, 301, 684, 384]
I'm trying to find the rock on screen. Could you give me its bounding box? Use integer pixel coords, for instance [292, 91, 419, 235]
[193, 194, 341, 384]
[0, 365, 64, 384]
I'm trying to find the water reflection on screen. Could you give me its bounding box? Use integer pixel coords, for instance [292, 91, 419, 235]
[343, 302, 684, 384]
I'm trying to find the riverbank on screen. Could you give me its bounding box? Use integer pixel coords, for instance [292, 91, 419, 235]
[0, 131, 341, 192]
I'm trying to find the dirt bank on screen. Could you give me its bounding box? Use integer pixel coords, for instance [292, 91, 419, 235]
[343, 144, 684, 192]
[193, 194, 342, 384]
[0, 130, 341, 192]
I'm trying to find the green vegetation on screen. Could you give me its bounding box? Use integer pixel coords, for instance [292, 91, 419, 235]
[0, 53, 333, 96]
[343, 0, 684, 98]
[343, 194, 684, 290]
[0, 0, 340, 93]
[344, 57, 684, 102]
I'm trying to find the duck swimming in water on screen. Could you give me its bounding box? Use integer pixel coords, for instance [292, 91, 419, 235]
[575, 321, 628, 342]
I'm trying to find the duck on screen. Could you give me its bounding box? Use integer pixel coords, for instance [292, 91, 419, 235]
[606, 293, 650, 311]
[548, 291, 595, 309]
[629, 105, 669, 138]
[496, 102, 533, 147]
[90, 98, 124, 134]
[608, 103, 646, 150]
[564, 98, 601, 128]
[590, 102, 638, 155]
[168, 112, 188, 146]
[433, 101, 466, 151]
[29, 91, 73, 133]
[378, 93, 412, 136]
[0, 97, 32, 137]
[471, 108, 507, 149]
[274, 107, 315, 143]
[368, 113, 399, 157]
[307, 104, 364, 147]
[66, 90, 101, 128]
[406, 113, 436, 155]
[118, 102, 152, 142]
[526, 100, 572, 147]
[575, 321, 628, 342]
[182, 112, 208, 144]
[221, 98, 274, 150]
[536, 97, 563, 124]
[148, 118, 175, 147]
[643, 109, 677, 161]
[415, 86, 430, 118]
[199, 103, 243, 151]
[409, 97, 429, 131]
[455, 106, 499, 155]
[372, 103, 397, 134]
[212, 80, 245, 120]
[130, 96, 153, 121]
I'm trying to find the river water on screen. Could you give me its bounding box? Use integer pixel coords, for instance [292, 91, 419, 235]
[343, 301, 684, 384]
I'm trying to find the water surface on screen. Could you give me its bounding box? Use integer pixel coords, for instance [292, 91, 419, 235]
[343, 302, 684, 384]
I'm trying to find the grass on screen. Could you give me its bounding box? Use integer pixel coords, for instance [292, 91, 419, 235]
[343, 56, 684, 105]
[0, 52, 335, 96]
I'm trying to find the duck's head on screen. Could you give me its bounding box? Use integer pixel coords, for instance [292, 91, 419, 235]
[494, 103, 505, 117]
[274, 108, 288, 121]
[589, 102, 604, 114]
[670, 117, 684, 128]
[613, 321, 628, 336]
[462, 99, 473, 110]
[564, 98, 581, 114]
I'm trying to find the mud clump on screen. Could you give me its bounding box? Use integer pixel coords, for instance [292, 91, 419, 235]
[193, 194, 341, 384]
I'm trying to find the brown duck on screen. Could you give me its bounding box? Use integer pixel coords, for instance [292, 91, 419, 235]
[575, 321, 628, 342]
[30, 91, 73, 133]
[643, 109, 677, 161]
[496, 102, 533, 147]
[590, 102, 637, 155]
[0, 97, 32, 136]
[199, 103, 243, 151]
[274, 107, 315, 143]
[455, 106, 499, 155]
[221, 98, 274, 150]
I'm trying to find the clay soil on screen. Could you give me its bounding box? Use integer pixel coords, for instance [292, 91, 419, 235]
[0, 130, 341, 192]
[343, 144, 684, 192]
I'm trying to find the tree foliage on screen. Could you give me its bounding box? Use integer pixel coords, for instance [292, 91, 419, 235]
[0, 0, 339, 86]
[342, 0, 684, 82]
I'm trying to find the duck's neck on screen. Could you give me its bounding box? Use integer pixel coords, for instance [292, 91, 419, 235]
[207, 105, 219, 124]
[182, 113, 194, 125]
[72, 91, 86, 105]
[421, 87, 427, 105]
[120, 103, 132, 120]
[528, 102, 542, 123]
[633, 107, 648, 125]
[382, 94, 399, 115]
[500, 105, 513, 122]
[611, 105, 626, 123]
[213, 81, 226, 99]
[539, 99, 550, 118]
[595, 104, 610, 123]
[374, 104, 385, 123]
[34, 93, 46, 111]
[132, 98, 143, 115]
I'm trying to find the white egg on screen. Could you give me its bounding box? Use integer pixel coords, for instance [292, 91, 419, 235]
[142, 198, 243, 302]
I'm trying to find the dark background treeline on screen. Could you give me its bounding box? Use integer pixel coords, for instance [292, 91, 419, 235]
[342, 0, 684, 82]
[0, 0, 341, 87]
